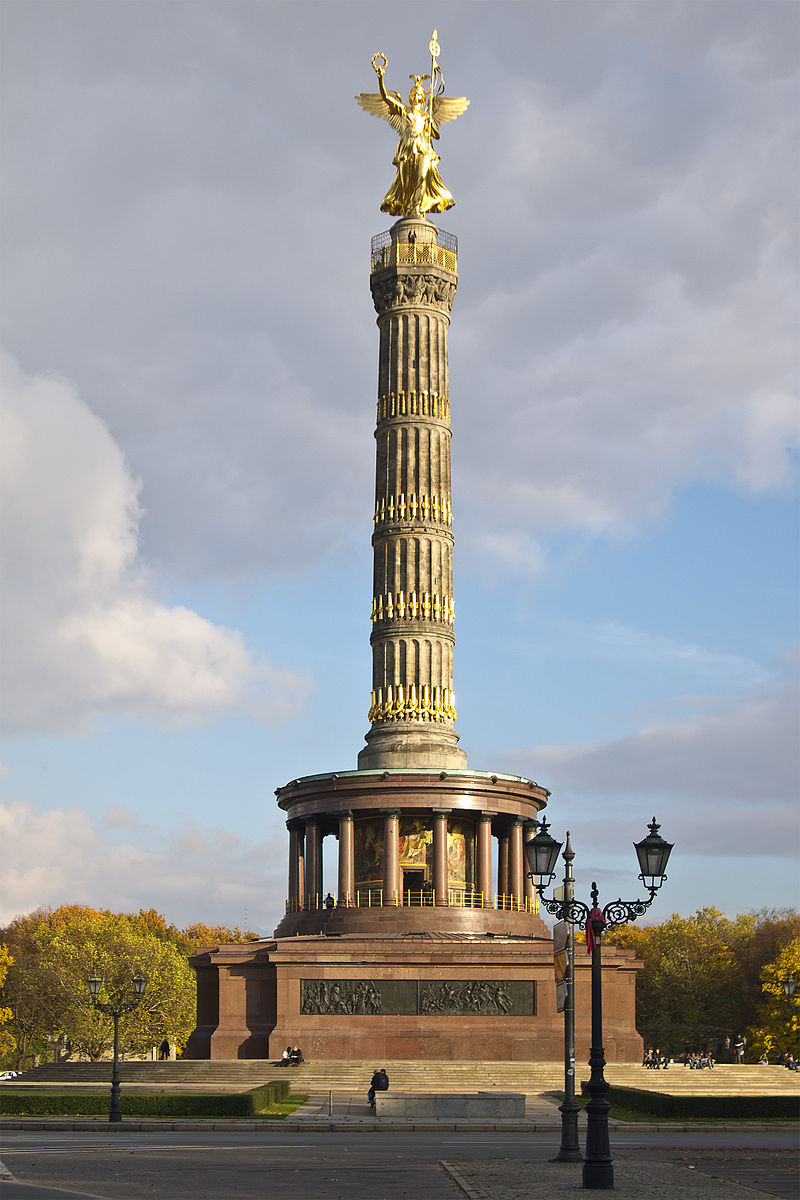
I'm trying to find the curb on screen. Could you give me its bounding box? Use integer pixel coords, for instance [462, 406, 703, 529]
[440, 1160, 483, 1199]
[0, 1117, 794, 1133]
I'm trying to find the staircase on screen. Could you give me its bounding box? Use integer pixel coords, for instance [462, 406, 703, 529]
[8, 1060, 800, 1096]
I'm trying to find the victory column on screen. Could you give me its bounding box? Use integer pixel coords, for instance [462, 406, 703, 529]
[186, 36, 643, 1065]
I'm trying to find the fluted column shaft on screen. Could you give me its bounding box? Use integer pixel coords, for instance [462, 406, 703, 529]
[359, 217, 466, 771]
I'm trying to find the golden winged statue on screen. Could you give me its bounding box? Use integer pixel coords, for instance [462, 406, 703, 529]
[356, 32, 469, 217]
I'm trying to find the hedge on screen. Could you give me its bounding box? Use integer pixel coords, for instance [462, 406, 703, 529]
[0, 1081, 290, 1118]
[580, 1083, 800, 1121]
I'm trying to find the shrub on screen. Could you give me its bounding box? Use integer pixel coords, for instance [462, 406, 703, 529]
[0, 1081, 290, 1118]
[580, 1083, 799, 1121]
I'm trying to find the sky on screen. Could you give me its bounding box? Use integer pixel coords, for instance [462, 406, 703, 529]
[1, 0, 797, 935]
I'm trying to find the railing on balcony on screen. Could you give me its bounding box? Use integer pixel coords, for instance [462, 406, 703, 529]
[371, 228, 458, 274]
[284, 889, 538, 914]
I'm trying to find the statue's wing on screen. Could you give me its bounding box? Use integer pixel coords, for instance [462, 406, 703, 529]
[431, 95, 470, 136]
[355, 91, 406, 134]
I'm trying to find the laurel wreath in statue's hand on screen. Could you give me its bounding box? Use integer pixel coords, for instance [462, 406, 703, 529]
[371, 51, 387, 75]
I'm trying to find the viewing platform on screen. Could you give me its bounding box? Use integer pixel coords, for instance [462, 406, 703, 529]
[371, 225, 457, 273]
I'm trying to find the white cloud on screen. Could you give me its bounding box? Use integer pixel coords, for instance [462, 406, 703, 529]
[0, 351, 311, 734]
[0, 799, 287, 932]
[0, 5, 795, 585]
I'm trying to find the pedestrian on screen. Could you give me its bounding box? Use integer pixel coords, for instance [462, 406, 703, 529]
[158, 1038, 170, 1061]
[367, 1066, 389, 1109]
[325, 893, 335, 910]
[280, 1046, 291, 1067]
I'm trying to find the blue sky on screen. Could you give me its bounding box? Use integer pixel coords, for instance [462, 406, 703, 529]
[1, 1, 797, 931]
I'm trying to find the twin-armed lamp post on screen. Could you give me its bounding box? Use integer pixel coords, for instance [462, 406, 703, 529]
[524, 818, 674, 1191]
[87, 970, 147, 1123]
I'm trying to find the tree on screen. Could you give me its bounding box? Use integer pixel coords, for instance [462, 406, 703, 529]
[1, 906, 197, 1064]
[0, 911, 64, 1069]
[0, 945, 15, 1061]
[607, 907, 800, 1058]
[178, 921, 259, 956]
[746, 936, 800, 1061]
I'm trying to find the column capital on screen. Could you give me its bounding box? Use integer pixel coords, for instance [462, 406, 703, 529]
[479, 810, 495, 822]
[380, 808, 400, 818]
[431, 808, 450, 818]
[337, 809, 354, 821]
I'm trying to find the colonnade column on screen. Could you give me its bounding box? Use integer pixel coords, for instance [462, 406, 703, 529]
[509, 820, 524, 910]
[432, 809, 449, 905]
[287, 821, 304, 909]
[497, 829, 509, 901]
[304, 819, 322, 909]
[382, 810, 401, 905]
[476, 813, 493, 906]
[337, 811, 354, 906]
[523, 820, 537, 911]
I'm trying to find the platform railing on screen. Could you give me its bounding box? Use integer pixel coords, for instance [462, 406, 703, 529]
[284, 889, 538, 914]
[370, 228, 458, 273]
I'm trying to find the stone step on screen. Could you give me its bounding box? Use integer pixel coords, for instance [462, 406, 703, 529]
[10, 1060, 798, 1096]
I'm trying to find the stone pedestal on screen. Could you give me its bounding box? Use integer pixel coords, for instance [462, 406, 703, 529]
[186, 933, 643, 1063]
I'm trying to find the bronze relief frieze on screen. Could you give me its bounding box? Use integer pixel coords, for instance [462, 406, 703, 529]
[301, 978, 535, 1016]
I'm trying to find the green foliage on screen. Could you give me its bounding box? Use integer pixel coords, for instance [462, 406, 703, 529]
[582, 1083, 799, 1121]
[0, 944, 14, 1060]
[0, 906, 262, 1071]
[607, 908, 800, 1057]
[746, 936, 800, 1060]
[1, 907, 195, 1067]
[0, 1081, 291, 1118]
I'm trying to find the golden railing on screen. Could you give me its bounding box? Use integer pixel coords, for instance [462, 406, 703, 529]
[371, 241, 457, 274]
[285, 890, 538, 914]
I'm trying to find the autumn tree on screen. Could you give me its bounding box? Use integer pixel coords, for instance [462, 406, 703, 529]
[178, 921, 259, 955]
[0, 945, 14, 1061]
[607, 907, 800, 1058]
[746, 936, 800, 1061]
[1, 907, 196, 1065]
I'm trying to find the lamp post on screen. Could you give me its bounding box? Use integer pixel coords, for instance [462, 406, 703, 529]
[553, 832, 581, 1163]
[782, 974, 798, 1062]
[87, 970, 146, 1123]
[525, 817, 673, 1191]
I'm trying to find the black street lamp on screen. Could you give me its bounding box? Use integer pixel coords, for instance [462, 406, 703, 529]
[783, 973, 797, 1000]
[525, 817, 673, 1190]
[87, 970, 147, 1123]
[552, 832, 581, 1163]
